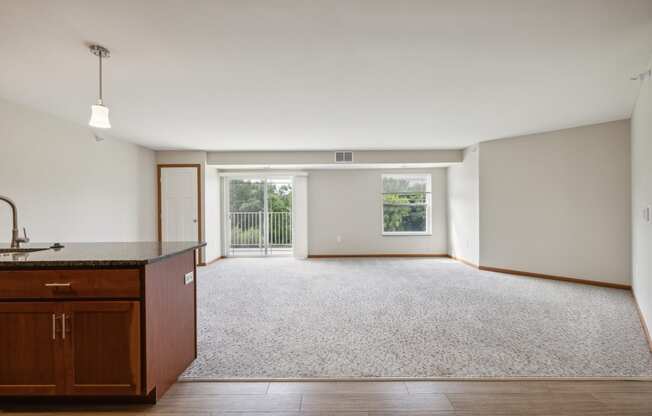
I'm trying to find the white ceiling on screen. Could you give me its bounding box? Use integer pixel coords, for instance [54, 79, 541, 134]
[1, 0, 651, 151]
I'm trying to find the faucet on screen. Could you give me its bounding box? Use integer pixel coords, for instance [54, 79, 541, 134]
[0, 195, 29, 249]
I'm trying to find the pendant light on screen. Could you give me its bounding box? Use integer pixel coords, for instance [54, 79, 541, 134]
[88, 44, 111, 129]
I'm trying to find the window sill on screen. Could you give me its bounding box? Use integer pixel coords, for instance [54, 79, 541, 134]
[382, 232, 432, 236]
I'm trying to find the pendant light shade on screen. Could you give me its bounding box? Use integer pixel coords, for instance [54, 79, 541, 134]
[89, 102, 111, 129]
[88, 44, 111, 129]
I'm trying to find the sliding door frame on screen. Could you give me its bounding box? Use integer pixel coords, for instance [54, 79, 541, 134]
[221, 173, 295, 257]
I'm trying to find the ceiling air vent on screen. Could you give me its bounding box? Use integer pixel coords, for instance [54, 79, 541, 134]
[335, 151, 354, 163]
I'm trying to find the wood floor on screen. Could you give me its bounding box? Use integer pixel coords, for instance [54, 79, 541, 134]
[2, 380, 652, 415]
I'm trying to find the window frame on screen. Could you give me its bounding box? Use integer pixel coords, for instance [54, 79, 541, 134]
[381, 173, 432, 236]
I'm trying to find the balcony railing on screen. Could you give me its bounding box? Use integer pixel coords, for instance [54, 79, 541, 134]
[228, 211, 292, 249]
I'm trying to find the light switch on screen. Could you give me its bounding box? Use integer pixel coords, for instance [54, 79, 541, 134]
[644, 206, 651, 224]
[184, 272, 194, 285]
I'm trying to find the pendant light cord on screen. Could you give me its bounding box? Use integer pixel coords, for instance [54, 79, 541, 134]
[98, 52, 103, 104]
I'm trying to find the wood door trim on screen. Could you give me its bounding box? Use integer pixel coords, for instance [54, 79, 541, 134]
[157, 164, 202, 244]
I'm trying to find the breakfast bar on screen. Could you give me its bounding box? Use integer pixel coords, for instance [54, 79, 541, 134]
[0, 241, 205, 403]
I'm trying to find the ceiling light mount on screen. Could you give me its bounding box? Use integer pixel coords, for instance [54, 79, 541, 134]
[89, 44, 110, 59]
[630, 69, 651, 82]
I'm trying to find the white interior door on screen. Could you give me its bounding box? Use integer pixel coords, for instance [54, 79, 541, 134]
[161, 167, 199, 242]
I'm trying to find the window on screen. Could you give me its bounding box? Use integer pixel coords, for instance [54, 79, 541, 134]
[382, 174, 431, 235]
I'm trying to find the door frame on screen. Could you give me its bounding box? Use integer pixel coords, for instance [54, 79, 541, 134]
[157, 164, 202, 243]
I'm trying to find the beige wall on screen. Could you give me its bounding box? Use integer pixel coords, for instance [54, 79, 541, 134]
[307, 169, 448, 255]
[447, 146, 480, 265]
[631, 64, 652, 332]
[479, 120, 631, 285]
[0, 98, 156, 243]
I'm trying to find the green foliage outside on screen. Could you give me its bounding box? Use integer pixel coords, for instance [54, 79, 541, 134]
[229, 180, 292, 247]
[229, 180, 291, 213]
[383, 193, 427, 232]
[382, 176, 428, 233]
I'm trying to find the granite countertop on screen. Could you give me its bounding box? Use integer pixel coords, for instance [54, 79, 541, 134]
[0, 241, 206, 269]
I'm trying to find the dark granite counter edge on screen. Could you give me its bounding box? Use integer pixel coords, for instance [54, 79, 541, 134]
[0, 242, 206, 270]
[142, 241, 206, 265]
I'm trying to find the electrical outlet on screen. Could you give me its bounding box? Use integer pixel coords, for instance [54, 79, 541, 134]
[336, 235, 342, 243]
[644, 206, 651, 224]
[184, 272, 194, 285]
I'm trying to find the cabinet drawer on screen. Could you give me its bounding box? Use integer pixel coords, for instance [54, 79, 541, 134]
[0, 269, 140, 299]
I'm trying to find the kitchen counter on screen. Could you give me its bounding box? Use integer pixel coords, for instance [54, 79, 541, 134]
[0, 241, 206, 269]
[0, 241, 205, 403]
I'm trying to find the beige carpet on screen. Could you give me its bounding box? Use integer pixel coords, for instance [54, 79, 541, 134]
[182, 257, 652, 379]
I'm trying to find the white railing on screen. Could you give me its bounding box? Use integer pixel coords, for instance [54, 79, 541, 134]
[228, 211, 292, 249]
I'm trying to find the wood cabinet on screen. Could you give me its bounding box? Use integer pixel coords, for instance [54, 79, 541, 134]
[0, 301, 140, 396]
[0, 248, 197, 402]
[63, 301, 141, 396]
[0, 302, 64, 396]
[0, 269, 140, 299]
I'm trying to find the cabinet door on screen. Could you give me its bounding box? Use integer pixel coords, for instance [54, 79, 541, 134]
[63, 301, 141, 396]
[0, 302, 64, 395]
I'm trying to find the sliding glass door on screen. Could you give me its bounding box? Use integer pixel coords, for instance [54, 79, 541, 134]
[226, 177, 292, 257]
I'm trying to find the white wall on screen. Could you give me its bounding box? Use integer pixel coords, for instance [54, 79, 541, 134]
[0, 98, 156, 243]
[479, 120, 631, 285]
[307, 169, 448, 255]
[204, 167, 221, 262]
[631, 66, 652, 333]
[447, 146, 480, 265]
[292, 175, 309, 259]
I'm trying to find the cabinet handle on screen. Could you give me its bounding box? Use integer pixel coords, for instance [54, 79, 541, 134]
[44, 282, 72, 287]
[61, 313, 71, 339]
[52, 313, 56, 340]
